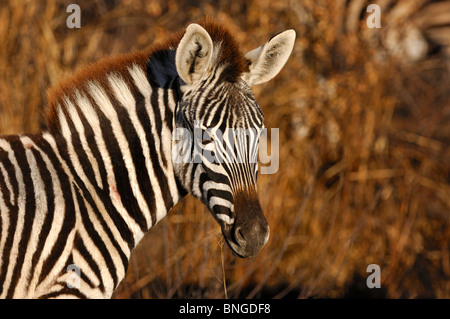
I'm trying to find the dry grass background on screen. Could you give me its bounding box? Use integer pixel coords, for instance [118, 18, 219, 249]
[0, 0, 449, 298]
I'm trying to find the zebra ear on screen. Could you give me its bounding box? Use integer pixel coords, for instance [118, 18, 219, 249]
[243, 29, 296, 86]
[176, 23, 214, 86]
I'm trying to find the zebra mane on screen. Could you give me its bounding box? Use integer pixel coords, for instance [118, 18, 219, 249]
[44, 18, 249, 131]
[45, 47, 166, 130]
[196, 18, 250, 81]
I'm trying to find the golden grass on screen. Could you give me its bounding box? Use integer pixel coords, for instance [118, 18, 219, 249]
[0, 0, 448, 298]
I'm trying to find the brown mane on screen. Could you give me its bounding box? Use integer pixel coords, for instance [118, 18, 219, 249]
[45, 18, 248, 129]
[196, 18, 250, 81]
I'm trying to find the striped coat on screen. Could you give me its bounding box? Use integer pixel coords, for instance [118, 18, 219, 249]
[0, 20, 295, 298]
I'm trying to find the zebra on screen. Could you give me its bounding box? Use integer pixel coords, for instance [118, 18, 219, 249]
[0, 20, 295, 298]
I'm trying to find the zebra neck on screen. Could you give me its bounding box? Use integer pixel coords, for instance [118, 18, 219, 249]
[48, 63, 183, 247]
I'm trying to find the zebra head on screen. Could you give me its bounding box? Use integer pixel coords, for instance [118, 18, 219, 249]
[172, 22, 295, 258]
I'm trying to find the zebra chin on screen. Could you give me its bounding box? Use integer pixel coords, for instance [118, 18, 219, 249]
[216, 192, 270, 258]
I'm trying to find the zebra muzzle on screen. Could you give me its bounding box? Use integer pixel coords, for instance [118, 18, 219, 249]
[222, 191, 270, 258]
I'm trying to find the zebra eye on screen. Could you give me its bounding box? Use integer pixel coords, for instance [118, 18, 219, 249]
[201, 130, 214, 144]
[201, 140, 213, 146]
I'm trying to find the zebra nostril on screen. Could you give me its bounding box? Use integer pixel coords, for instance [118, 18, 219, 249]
[234, 226, 246, 245]
[238, 228, 245, 240]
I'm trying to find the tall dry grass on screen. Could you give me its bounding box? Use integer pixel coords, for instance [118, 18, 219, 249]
[0, 0, 448, 298]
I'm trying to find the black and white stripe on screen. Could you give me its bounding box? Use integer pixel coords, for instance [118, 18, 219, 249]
[0, 63, 182, 298]
[0, 20, 295, 298]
